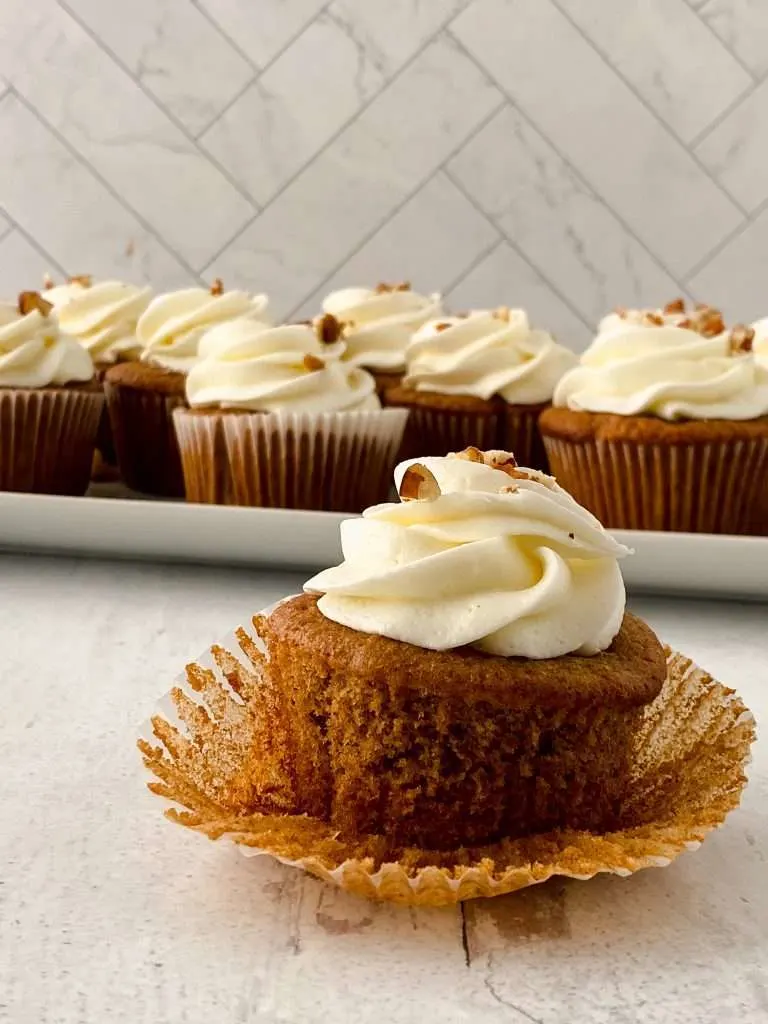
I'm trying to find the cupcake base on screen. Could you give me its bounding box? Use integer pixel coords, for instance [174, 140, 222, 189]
[0, 384, 104, 495]
[540, 408, 768, 534]
[104, 362, 186, 498]
[173, 407, 408, 512]
[139, 612, 755, 906]
[383, 387, 502, 461]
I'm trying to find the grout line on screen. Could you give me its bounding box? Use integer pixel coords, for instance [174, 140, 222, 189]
[444, 166, 594, 332]
[446, 29, 701, 291]
[187, 0, 261, 71]
[9, 88, 205, 283]
[0, 203, 69, 278]
[545, 0, 752, 218]
[688, 79, 757, 150]
[683, 193, 768, 283]
[680, 0, 758, 81]
[440, 236, 505, 299]
[282, 100, 508, 319]
[194, 74, 257, 141]
[55, 0, 262, 211]
[201, 23, 494, 277]
[193, 0, 335, 139]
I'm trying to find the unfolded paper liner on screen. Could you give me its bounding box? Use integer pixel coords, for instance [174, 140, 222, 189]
[172, 408, 408, 512]
[544, 435, 768, 534]
[138, 603, 756, 907]
[0, 385, 104, 495]
[104, 379, 186, 498]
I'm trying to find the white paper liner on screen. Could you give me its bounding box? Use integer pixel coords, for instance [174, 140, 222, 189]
[139, 599, 756, 906]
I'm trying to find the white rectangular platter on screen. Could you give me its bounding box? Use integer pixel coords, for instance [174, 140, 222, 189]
[0, 489, 767, 600]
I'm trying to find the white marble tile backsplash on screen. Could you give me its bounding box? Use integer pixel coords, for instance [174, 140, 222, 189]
[0, 0, 767, 346]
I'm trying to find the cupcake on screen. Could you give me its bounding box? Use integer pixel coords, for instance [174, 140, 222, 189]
[172, 315, 407, 511]
[540, 300, 768, 534]
[257, 448, 667, 850]
[43, 275, 152, 469]
[747, 316, 768, 535]
[0, 292, 103, 495]
[384, 307, 577, 468]
[322, 281, 441, 394]
[104, 280, 269, 497]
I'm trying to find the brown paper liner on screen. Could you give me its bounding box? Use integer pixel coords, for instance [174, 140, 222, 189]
[746, 480, 768, 536]
[172, 408, 407, 512]
[0, 386, 104, 495]
[544, 436, 768, 533]
[139, 618, 755, 906]
[104, 379, 186, 498]
[503, 402, 550, 472]
[388, 402, 502, 462]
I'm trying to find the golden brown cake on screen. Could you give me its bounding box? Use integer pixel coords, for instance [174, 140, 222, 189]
[263, 594, 665, 849]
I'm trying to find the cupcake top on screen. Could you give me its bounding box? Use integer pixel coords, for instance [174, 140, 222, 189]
[305, 447, 629, 660]
[186, 314, 379, 413]
[0, 293, 94, 388]
[322, 282, 442, 373]
[555, 302, 768, 421]
[597, 297, 725, 337]
[42, 274, 152, 365]
[139, 280, 270, 373]
[401, 308, 578, 404]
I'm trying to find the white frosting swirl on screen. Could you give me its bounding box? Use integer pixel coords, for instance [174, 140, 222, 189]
[752, 318, 768, 368]
[305, 453, 628, 659]
[554, 321, 768, 420]
[139, 287, 270, 373]
[43, 280, 151, 364]
[0, 303, 94, 388]
[402, 309, 577, 403]
[186, 318, 379, 413]
[322, 286, 442, 372]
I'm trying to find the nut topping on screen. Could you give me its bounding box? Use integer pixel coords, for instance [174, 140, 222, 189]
[303, 354, 325, 372]
[729, 324, 754, 355]
[398, 464, 441, 502]
[316, 312, 343, 345]
[68, 274, 92, 288]
[374, 281, 411, 294]
[18, 291, 53, 317]
[210, 278, 224, 296]
[663, 298, 685, 315]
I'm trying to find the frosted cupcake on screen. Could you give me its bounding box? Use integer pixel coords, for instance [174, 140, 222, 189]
[747, 316, 768, 535]
[0, 292, 103, 494]
[104, 281, 269, 497]
[322, 282, 441, 393]
[173, 315, 407, 511]
[384, 307, 577, 468]
[540, 301, 768, 533]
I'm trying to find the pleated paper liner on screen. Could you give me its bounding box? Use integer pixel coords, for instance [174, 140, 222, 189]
[138, 607, 755, 907]
[543, 435, 768, 534]
[172, 407, 408, 511]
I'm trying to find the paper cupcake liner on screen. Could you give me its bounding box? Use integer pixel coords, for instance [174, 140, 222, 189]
[543, 435, 768, 533]
[138, 600, 755, 907]
[746, 480, 768, 536]
[104, 380, 186, 498]
[503, 402, 550, 472]
[172, 408, 408, 512]
[392, 403, 502, 462]
[0, 386, 104, 495]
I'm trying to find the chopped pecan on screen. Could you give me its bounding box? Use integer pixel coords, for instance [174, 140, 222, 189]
[643, 311, 664, 326]
[374, 281, 411, 294]
[210, 278, 224, 296]
[695, 307, 725, 337]
[663, 298, 685, 315]
[42, 273, 55, 290]
[18, 291, 53, 317]
[316, 312, 343, 345]
[399, 463, 441, 502]
[303, 354, 325, 372]
[729, 324, 754, 355]
[451, 446, 485, 463]
[433, 321, 452, 332]
[68, 274, 92, 288]
[493, 306, 511, 322]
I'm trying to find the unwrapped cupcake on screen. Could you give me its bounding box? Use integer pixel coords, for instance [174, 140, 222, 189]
[104, 281, 269, 497]
[172, 314, 407, 510]
[0, 292, 103, 495]
[322, 281, 441, 393]
[540, 300, 768, 533]
[384, 307, 577, 468]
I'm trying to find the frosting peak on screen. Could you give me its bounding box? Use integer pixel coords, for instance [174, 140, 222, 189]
[402, 308, 577, 403]
[0, 298, 94, 388]
[43, 278, 152, 364]
[139, 286, 270, 373]
[305, 449, 628, 659]
[322, 283, 442, 372]
[186, 318, 379, 413]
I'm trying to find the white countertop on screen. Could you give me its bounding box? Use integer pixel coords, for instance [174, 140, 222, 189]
[0, 555, 766, 1024]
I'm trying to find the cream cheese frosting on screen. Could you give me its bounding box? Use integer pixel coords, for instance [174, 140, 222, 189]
[305, 448, 628, 659]
[0, 294, 94, 388]
[186, 317, 379, 413]
[42, 276, 151, 364]
[751, 317, 768, 367]
[139, 284, 270, 373]
[554, 315, 768, 421]
[322, 283, 441, 373]
[402, 308, 577, 404]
